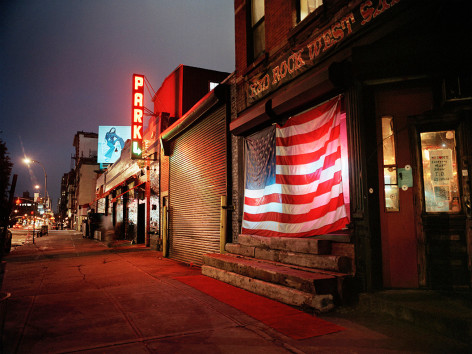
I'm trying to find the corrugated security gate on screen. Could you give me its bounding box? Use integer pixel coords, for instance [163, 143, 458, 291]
[169, 105, 226, 265]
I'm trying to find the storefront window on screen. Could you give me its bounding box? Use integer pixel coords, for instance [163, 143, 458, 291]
[150, 195, 160, 234]
[116, 198, 123, 223]
[382, 116, 399, 211]
[421, 130, 461, 213]
[96, 198, 105, 214]
[248, 0, 265, 62]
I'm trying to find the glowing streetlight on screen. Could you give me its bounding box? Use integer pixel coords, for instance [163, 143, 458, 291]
[24, 158, 48, 210]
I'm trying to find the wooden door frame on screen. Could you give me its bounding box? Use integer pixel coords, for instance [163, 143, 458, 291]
[408, 111, 469, 288]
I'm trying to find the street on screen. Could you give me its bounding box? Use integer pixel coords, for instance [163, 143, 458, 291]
[0, 230, 469, 353]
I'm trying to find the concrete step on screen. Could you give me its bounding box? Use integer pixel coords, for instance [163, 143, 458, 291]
[238, 234, 331, 254]
[358, 290, 472, 345]
[226, 243, 352, 274]
[203, 253, 341, 295]
[202, 265, 335, 313]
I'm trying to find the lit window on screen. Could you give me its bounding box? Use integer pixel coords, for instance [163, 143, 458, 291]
[248, 0, 265, 63]
[420, 130, 461, 213]
[298, 0, 322, 22]
[381, 116, 399, 212]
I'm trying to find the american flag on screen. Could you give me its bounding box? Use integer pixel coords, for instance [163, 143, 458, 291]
[242, 96, 349, 238]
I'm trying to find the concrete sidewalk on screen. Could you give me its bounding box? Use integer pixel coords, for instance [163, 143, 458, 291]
[1, 230, 469, 353]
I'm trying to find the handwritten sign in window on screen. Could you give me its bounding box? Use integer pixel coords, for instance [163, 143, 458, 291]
[429, 149, 453, 185]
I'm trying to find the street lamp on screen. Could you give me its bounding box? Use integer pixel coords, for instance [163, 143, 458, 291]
[24, 158, 48, 210]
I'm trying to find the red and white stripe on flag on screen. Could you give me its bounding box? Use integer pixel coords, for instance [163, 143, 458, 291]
[242, 96, 349, 238]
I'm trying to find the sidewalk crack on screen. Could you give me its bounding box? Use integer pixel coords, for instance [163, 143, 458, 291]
[76, 264, 86, 280]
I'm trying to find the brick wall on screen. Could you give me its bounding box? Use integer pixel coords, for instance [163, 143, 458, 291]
[229, 75, 243, 242]
[265, 0, 294, 53]
[234, 0, 247, 74]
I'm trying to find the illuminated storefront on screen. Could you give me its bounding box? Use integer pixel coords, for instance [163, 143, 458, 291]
[230, 0, 471, 291]
[94, 66, 230, 251]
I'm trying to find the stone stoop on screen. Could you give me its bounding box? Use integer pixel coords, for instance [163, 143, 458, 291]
[225, 234, 352, 274]
[202, 262, 335, 313]
[201, 234, 354, 313]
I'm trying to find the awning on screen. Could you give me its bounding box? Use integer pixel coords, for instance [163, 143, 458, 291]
[94, 173, 139, 204]
[110, 180, 146, 203]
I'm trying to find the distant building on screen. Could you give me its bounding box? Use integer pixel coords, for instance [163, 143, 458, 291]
[11, 191, 37, 226]
[65, 170, 76, 228]
[57, 171, 70, 226]
[71, 131, 99, 232]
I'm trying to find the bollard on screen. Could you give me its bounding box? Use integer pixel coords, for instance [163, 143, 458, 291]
[162, 206, 168, 257]
[220, 196, 227, 254]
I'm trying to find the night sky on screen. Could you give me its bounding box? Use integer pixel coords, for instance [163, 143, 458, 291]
[0, 0, 235, 211]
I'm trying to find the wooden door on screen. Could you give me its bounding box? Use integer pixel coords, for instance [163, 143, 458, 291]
[375, 86, 433, 288]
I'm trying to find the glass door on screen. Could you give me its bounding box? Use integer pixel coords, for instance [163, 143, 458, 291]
[420, 130, 461, 213]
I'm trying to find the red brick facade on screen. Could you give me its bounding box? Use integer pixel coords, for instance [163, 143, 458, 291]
[231, 0, 472, 291]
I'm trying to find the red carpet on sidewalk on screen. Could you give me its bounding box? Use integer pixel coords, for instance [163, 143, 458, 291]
[175, 275, 344, 340]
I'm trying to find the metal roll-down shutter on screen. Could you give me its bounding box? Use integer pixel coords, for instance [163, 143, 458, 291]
[169, 105, 226, 265]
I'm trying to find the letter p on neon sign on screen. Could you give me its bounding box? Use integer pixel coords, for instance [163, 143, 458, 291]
[131, 74, 145, 159]
[134, 76, 144, 90]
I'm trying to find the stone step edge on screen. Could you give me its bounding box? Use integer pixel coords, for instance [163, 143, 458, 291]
[202, 265, 334, 313]
[203, 253, 338, 294]
[206, 252, 347, 278]
[221, 252, 349, 278]
[226, 243, 352, 274]
[237, 234, 332, 254]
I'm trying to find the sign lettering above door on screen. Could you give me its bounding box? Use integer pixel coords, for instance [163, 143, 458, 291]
[247, 0, 401, 105]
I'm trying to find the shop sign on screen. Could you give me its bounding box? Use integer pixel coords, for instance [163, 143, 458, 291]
[131, 74, 145, 159]
[247, 0, 400, 105]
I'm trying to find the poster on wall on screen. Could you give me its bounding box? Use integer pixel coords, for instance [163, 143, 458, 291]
[97, 126, 131, 163]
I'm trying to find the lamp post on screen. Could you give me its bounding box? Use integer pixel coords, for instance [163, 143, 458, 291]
[24, 158, 48, 210]
[31, 211, 35, 244]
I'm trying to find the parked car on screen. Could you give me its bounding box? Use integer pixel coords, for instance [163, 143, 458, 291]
[40, 225, 48, 236]
[0, 227, 12, 254]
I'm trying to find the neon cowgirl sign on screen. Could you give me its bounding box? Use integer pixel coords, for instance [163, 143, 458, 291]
[131, 74, 145, 159]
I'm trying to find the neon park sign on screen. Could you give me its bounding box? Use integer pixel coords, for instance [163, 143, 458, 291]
[131, 74, 145, 159]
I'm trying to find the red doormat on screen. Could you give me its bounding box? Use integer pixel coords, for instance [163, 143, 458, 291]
[174, 275, 344, 340]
